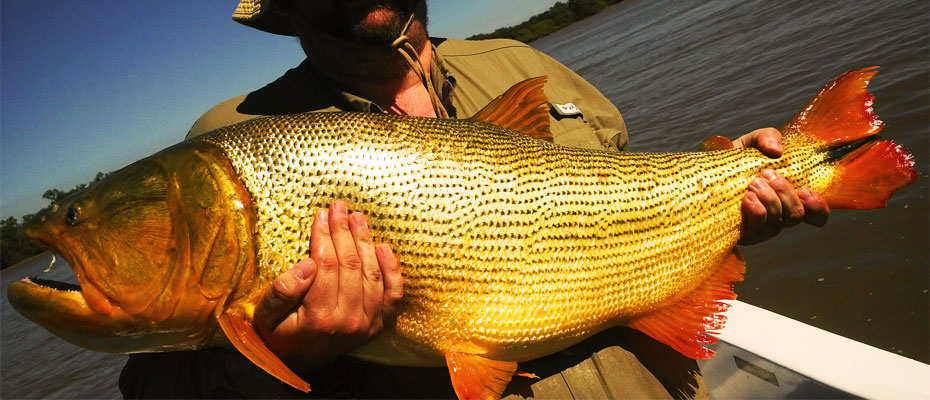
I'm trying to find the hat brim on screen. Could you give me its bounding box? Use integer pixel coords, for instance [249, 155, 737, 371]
[232, 0, 297, 36]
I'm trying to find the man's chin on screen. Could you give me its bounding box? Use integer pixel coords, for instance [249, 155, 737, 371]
[350, 7, 406, 45]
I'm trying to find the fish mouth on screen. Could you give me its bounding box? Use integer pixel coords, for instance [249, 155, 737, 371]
[24, 276, 82, 292]
[21, 245, 83, 292]
[18, 222, 115, 316]
[9, 246, 106, 315]
[7, 254, 134, 353]
[9, 274, 89, 315]
[8, 250, 94, 319]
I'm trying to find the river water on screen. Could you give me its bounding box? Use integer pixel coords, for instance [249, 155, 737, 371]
[2, 0, 928, 397]
[533, 0, 929, 365]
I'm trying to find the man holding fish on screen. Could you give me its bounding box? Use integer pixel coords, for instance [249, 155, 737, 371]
[120, 0, 830, 397]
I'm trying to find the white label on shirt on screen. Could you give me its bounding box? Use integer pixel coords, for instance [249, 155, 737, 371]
[553, 102, 582, 116]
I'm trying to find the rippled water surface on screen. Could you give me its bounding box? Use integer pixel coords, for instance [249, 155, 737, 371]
[533, 0, 929, 363]
[2, 0, 928, 397]
[1, 253, 125, 398]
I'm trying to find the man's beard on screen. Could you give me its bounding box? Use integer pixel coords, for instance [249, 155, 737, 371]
[328, 0, 420, 46]
[347, 3, 405, 45]
[294, 0, 429, 80]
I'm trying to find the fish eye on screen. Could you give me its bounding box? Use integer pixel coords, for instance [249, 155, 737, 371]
[65, 205, 81, 226]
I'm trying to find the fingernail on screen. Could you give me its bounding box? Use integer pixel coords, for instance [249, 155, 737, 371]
[375, 243, 390, 257]
[799, 188, 812, 200]
[752, 178, 767, 190]
[767, 137, 780, 149]
[762, 169, 778, 181]
[320, 209, 329, 221]
[295, 259, 313, 281]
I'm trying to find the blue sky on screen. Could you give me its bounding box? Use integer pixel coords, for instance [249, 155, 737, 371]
[0, 0, 561, 220]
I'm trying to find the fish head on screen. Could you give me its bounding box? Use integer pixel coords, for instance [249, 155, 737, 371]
[8, 143, 257, 353]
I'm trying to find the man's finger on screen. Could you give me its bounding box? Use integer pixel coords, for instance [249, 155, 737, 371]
[749, 176, 782, 241]
[800, 188, 830, 227]
[307, 208, 339, 312]
[763, 170, 805, 227]
[328, 201, 365, 315]
[255, 258, 316, 334]
[739, 191, 766, 245]
[349, 212, 384, 320]
[733, 128, 783, 158]
[376, 243, 404, 323]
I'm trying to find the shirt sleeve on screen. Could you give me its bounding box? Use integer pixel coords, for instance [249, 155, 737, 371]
[185, 95, 254, 140]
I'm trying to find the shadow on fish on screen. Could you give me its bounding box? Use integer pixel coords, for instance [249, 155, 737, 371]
[7, 67, 917, 399]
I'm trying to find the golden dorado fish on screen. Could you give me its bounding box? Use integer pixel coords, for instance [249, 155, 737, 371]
[8, 68, 916, 399]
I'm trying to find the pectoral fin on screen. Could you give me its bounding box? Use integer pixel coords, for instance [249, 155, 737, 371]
[445, 350, 518, 400]
[218, 310, 311, 392]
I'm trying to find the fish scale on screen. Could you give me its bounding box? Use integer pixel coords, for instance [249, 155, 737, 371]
[194, 110, 779, 363]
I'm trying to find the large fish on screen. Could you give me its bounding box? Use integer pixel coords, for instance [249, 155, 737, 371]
[8, 68, 916, 399]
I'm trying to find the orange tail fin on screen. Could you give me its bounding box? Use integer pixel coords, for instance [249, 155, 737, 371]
[823, 140, 917, 209]
[785, 67, 884, 146]
[785, 67, 917, 209]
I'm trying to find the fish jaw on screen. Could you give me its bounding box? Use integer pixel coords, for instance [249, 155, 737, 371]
[8, 277, 167, 352]
[8, 276, 233, 352]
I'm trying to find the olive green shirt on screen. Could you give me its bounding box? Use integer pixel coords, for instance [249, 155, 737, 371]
[185, 38, 628, 154]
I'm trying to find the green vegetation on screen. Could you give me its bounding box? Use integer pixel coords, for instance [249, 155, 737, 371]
[467, 0, 622, 43]
[1, 172, 109, 269]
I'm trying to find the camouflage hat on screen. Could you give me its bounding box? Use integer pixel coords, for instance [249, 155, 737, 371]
[232, 0, 296, 36]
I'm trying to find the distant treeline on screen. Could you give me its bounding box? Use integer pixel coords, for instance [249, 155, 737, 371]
[1, 172, 110, 269]
[467, 0, 623, 43]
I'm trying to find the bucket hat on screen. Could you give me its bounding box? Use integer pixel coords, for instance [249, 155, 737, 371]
[232, 0, 296, 36]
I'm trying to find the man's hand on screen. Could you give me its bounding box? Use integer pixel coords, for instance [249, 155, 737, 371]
[254, 201, 403, 374]
[734, 128, 830, 245]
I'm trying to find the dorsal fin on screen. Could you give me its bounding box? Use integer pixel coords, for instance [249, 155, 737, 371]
[471, 77, 553, 142]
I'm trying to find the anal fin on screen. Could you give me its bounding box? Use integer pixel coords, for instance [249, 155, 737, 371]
[628, 250, 746, 359]
[445, 351, 518, 400]
[218, 310, 311, 392]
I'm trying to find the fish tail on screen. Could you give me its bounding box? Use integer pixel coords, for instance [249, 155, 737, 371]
[632, 68, 917, 361]
[784, 67, 917, 209]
